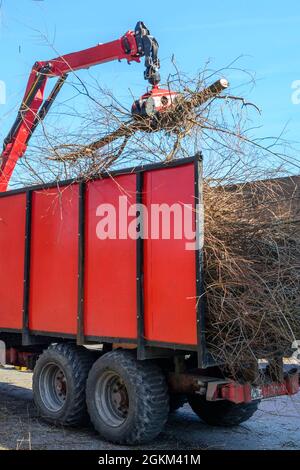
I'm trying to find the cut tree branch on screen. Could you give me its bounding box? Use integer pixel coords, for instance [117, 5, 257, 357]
[50, 78, 229, 162]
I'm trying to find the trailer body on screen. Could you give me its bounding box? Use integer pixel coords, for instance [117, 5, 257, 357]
[0, 157, 207, 362]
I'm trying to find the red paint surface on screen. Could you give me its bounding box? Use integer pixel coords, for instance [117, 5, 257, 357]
[84, 175, 137, 339]
[143, 164, 197, 345]
[29, 186, 79, 334]
[0, 194, 26, 329]
[0, 162, 198, 346]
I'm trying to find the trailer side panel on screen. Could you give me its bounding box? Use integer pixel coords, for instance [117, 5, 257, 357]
[84, 174, 137, 340]
[143, 164, 198, 346]
[29, 186, 79, 334]
[0, 194, 26, 330]
[0, 158, 202, 351]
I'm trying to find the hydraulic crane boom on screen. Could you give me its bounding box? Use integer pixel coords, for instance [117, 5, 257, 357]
[0, 21, 161, 192]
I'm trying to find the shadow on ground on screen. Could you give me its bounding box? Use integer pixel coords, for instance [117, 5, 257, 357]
[1, 368, 300, 450]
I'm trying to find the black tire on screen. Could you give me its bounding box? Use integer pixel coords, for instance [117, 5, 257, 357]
[86, 349, 169, 445]
[188, 395, 259, 426]
[33, 343, 94, 426]
[169, 394, 187, 413]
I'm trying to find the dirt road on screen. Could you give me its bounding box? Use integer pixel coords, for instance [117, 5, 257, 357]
[1, 367, 300, 450]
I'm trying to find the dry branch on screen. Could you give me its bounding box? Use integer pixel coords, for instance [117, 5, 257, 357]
[50, 78, 229, 162]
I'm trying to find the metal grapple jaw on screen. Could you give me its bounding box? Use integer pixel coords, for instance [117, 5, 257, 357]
[134, 21, 161, 86]
[132, 85, 179, 118]
[133, 22, 179, 119]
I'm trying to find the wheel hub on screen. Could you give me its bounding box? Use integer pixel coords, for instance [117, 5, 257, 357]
[95, 371, 129, 427]
[39, 363, 68, 412]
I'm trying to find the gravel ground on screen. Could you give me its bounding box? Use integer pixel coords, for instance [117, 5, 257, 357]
[1, 366, 300, 450]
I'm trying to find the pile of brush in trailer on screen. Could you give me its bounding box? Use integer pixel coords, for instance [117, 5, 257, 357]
[204, 176, 300, 380]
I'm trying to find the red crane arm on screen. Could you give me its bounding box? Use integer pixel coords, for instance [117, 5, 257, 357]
[40, 34, 139, 76]
[0, 21, 160, 191]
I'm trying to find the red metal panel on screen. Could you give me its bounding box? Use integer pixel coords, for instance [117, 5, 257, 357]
[0, 194, 26, 329]
[143, 163, 197, 345]
[219, 371, 300, 403]
[29, 186, 79, 334]
[84, 175, 137, 339]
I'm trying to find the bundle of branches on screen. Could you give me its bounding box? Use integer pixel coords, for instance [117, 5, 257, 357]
[48, 78, 230, 164]
[204, 176, 300, 380]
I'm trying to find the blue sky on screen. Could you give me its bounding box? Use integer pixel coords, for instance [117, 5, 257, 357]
[0, 0, 300, 172]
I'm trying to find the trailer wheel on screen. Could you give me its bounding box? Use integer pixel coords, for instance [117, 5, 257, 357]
[33, 343, 94, 426]
[188, 395, 259, 426]
[86, 350, 169, 445]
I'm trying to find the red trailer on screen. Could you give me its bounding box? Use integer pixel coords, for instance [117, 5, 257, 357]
[0, 154, 298, 444]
